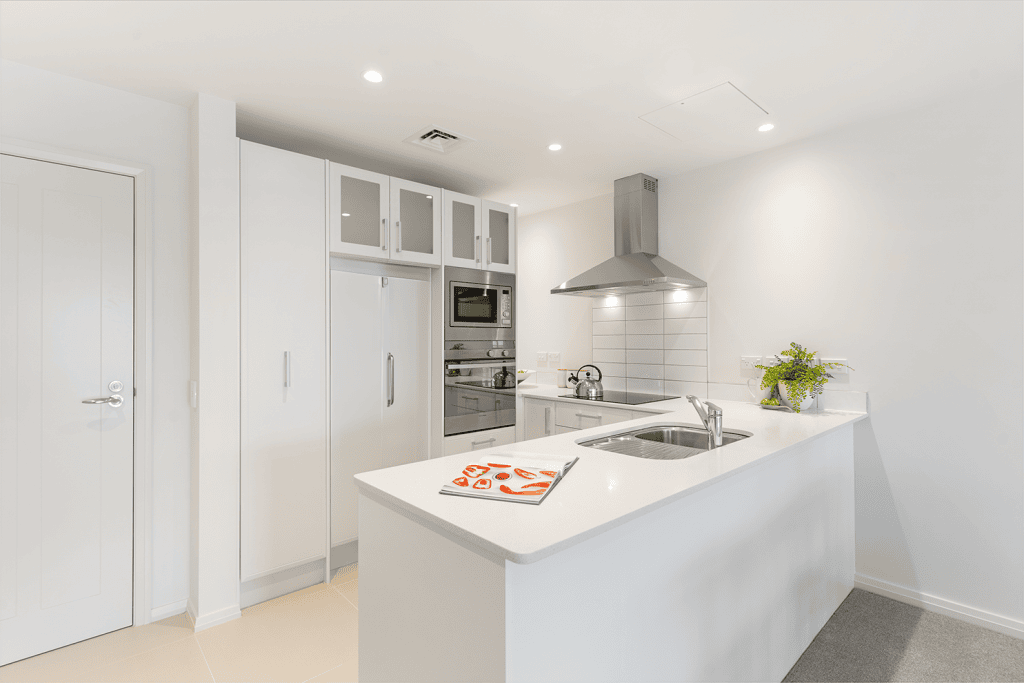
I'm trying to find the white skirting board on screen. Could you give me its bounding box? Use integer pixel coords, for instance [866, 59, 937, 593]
[150, 600, 188, 623]
[331, 540, 358, 571]
[854, 573, 1024, 640]
[240, 557, 326, 609]
[187, 601, 241, 633]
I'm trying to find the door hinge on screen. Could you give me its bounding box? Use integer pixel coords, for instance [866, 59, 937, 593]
[381, 276, 388, 287]
[134, 388, 137, 397]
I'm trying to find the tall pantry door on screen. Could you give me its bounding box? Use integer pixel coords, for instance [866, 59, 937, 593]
[330, 271, 384, 548]
[240, 141, 327, 581]
[382, 277, 430, 467]
[1, 155, 134, 665]
[330, 270, 429, 550]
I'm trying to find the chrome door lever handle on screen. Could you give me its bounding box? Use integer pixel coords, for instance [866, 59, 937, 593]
[83, 395, 124, 408]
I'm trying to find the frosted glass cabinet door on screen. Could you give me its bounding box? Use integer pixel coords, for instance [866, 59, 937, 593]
[443, 189, 482, 269]
[389, 178, 441, 267]
[330, 162, 390, 259]
[483, 200, 516, 274]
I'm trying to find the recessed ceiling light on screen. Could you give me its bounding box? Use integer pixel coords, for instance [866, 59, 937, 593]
[363, 70, 383, 83]
[341, 213, 351, 217]
[758, 123, 774, 132]
[425, 195, 433, 200]
[510, 203, 519, 207]
[548, 144, 562, 151]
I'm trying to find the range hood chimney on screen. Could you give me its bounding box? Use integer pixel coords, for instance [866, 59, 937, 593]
[550, 174, 706, 297]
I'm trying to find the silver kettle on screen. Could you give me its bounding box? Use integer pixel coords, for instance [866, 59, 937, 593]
[569, 364, 604, 398]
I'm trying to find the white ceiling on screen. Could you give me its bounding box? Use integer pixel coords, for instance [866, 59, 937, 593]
[2, 1, 1021, 215]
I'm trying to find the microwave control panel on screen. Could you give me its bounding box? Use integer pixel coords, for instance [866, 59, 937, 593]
[500, 289, 512, 327]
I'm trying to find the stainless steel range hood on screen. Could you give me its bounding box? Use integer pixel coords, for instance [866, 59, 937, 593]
[550, 174, 706, 297]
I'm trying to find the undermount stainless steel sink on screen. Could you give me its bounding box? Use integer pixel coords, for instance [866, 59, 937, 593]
[579, 423, 751, 460]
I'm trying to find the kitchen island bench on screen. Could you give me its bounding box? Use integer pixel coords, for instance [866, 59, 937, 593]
[354, 396, 866, 682]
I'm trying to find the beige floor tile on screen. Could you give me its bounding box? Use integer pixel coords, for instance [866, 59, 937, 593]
[196, 584, 358, 683]
[77, 637, 213, 683]
[333, 579, 358, 609]
[330, 564, 358, 586]
[0, 613, 195, 683]
[305, 658, 358, 683]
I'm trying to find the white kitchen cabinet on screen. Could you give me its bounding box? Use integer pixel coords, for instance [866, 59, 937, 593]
[240, 141, 327, 582]
[524, 398, 556, 440]
[444, 426, 516, 456]
[442, 189, 482, 269]
[330, 163, 441, 267]
[555, 402, 633, 430]
[331, 269, 430, 551]
[555, 425, 580, 435]
[443, 191, 517, 272]
[482, 200, 516, 273]
[389, 177, 442, 267]
[329, 162, 389, 259]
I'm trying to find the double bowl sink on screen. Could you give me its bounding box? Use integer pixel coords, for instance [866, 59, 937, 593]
[579, 423, 751, 460]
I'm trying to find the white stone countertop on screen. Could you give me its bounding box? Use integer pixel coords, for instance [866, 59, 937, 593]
[355, 385, 867, 565]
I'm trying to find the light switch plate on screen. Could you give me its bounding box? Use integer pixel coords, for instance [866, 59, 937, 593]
[536, 352, 548, 365]
[548, 352, 561, 364]
[740, 356, 761, 371]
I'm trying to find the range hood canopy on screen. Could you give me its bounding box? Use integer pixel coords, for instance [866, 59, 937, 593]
[551, 174, 706, 297]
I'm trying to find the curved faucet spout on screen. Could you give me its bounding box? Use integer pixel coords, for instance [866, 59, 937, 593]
[686, 395, 724, 448]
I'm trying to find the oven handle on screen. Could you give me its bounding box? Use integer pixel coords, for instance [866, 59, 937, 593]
[445, 363, 515, 371]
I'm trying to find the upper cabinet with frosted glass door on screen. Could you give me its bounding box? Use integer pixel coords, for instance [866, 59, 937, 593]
[329, 162, 441, 267]
[389, 177, 441, 267]
[443, 190, 516, 273]
[482, 200, 516, 274]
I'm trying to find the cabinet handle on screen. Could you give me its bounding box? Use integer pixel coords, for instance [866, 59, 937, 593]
[284, 351, 291, 388]
[471, 437, 496, 448]
[575, 412, 602, 421]
[387, 353, 394, 407]
[475, 234, 480, 263]
[382, 218, 388, 251]
[396, 220, 402, 253]
[544, 406, 551, 435]
[486, 237, 492, 265]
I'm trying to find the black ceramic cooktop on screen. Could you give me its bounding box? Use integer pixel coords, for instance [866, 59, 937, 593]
[558, 391, 679, 406]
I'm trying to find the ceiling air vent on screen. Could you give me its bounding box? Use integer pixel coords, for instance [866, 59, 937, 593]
[404, 126, 474, 154]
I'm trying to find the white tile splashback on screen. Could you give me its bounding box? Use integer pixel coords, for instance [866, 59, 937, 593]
[592, 289, 708, 397]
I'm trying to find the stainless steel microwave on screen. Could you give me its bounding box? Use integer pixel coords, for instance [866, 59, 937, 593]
[444, 266, 515, 342]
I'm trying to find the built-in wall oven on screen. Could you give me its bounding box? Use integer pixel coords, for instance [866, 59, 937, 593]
[444, 267, 516, 437]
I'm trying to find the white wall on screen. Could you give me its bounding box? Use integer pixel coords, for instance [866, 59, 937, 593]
[0, 60, 192, 615]
[516, 194, 612, 382]
[656, 84, 1023, 629]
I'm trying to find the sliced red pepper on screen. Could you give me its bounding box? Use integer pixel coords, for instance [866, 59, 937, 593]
[494, 472, 511, 481]
[472, 478, 492, 490]
[521, 481, 551, 489]
[539, 470, 558, 478]
[463, 465, 491, 478]
[452, 477, 469, 487]
[513, 468, 537, 479]
[487, 463, 511, 468]
[499, 484, 545, 496]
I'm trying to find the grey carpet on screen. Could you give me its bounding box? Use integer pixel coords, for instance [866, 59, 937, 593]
[784, 588, 1024, 682]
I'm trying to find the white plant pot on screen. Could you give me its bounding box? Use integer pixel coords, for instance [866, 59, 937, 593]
[778, 382, 813, 412]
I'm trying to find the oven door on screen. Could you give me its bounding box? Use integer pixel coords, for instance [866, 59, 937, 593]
[444, 361, 517, 436]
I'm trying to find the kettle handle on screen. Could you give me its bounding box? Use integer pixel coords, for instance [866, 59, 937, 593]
[576, 364, 603, 382]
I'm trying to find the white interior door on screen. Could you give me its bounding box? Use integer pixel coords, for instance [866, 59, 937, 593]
[0, 154, 134, 666]
[330, 271, 384, 547]
[383, 277, 430, 468]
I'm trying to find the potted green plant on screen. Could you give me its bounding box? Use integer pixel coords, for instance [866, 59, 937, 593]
[755, 343, 851, 412]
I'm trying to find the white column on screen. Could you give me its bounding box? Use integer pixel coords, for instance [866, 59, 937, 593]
[187, 93, 241, 631]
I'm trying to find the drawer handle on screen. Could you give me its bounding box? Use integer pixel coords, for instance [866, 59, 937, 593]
[575, 412, 602, 420]
[544, 406, 551, 435]
[471, 437, 496, 448]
